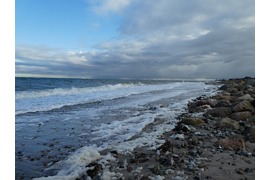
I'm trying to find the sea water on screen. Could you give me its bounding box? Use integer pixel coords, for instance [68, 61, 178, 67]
[15, 77, 218, 179]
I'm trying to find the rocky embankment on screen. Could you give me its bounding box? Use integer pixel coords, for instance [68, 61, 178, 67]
[82, 77, 255, 180]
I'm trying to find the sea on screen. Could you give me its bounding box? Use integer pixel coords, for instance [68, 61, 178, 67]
[15, 77, 218, 179]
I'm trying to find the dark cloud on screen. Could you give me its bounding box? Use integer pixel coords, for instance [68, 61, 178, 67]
[16, 0, 255, 79]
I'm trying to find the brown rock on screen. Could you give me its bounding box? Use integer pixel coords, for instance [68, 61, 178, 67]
[229, 111, 252, 121]
[232, 100, 254, 113]
[188, 100, 211, 112]
[181, 117, 204, 126]
[205, 107, 232, 118]
[214, 100, 232, 107]
[237, 94, 254, 102]
[227, 87, 239, 94]
[216, 136, 245, 150]
[208, 99, 218, 107]
[158, 140, 172, 154]
[217, 118, 240, 130]
[211, 94, 233, 102]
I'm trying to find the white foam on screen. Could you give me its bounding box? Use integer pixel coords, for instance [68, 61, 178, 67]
[149, 175, 165, 180]
[33, 147, 100, 180]
[15, 81, 212, 115]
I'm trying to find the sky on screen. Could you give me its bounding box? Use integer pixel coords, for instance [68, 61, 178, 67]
[15, 0, 255, 80]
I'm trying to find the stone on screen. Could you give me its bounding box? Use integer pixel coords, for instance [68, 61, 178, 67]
[188, 100, 211, 113]
[130, 152, 149, 163]
[173, 123, 192, 133]
[158, 140, 172, 154]
[211, 94, 233, 102]
[159, 156, 173, 166]
[214, 100, 232, 107]
[217, 118, 240, 130]
[247, 88, 255, 94]
[216, 136, 245, 150]
[207, 99, 218, 107]
[219, 85, 229, 90]
[181, 118, 204, 126]
[205, 107, 232, 118]
[229, 111, 252, 121]
[86, 164, 102, 178]
[227, 87, 239, 94]
[150, 164, 161, 175]
[232, 100, 254, 113]
[237, 94, 254, 102]
[192, 106, 210, 113]
[243, 126, 255, 143]
[245, 78, 255, 87]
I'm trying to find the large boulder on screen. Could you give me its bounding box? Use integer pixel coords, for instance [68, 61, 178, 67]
[219, 84, 229, 90]
[205, 107, 232, 118]
[237, 94, 254, 102]
[230, 111, 252, 121]
[232, 100, 255, 113]
[214, 100, 232, 107]
[217, 117, 240, 130]
[187, 99, 212, 113]
[211, 94, 233, 102]
[216, 136, 245, 150]
[181, 117, 204, 126]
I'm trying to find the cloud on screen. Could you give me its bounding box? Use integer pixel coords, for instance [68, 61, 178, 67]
[90, 0, 132, 14]
[16, 0, 255, 79]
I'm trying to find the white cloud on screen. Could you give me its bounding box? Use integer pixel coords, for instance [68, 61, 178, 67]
[16, 0, 255, 79]
[92, 0, 131, 14]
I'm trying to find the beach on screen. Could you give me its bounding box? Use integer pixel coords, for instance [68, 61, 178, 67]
[15, 78, 255, 179]
[91, 77, 255, 180]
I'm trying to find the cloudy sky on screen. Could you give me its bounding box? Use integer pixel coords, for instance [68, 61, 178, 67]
[15, 0, 255, 80]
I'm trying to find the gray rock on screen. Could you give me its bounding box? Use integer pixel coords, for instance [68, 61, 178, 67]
[232, 100, 254, 113]
[243, 126, 255, 143]
[214, 100, 232, 107]
[181, 118, 204, 126]
[237, 94, 254, 102]
[229, 111, 252, 121]
[217, 117, 240, 130]
[205, 107, 232, 118]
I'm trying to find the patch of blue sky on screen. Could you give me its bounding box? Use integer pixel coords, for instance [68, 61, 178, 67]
[15, 0, 121, 50]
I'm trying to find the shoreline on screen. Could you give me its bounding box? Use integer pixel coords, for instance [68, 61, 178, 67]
[82, 77, 255, 179]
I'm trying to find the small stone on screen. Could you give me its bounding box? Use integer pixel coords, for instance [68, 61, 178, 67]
[159, 156, 173, 166]
[127, 165, 133, 172]
[150, 164, 161, 175]
[235, 168, 244, 175]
